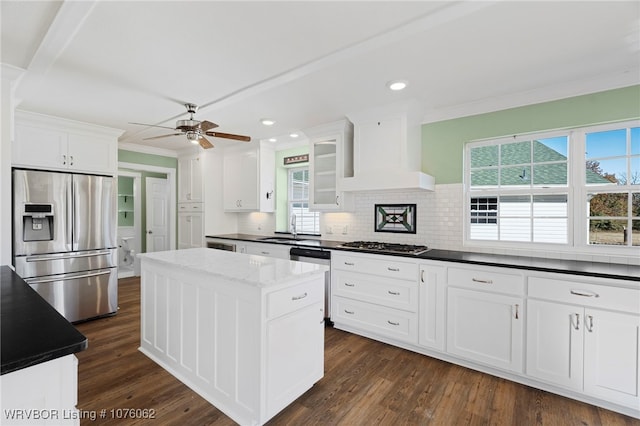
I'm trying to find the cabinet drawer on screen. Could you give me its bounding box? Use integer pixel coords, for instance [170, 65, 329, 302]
[178, 202, 203, 212]
[448, 266, 524, 296]
[528, 276, 639, 313]
[332, 252, 418, 281]
[267, 279, 323, 319]
[333, 270, 418, 312]
[333, 296, 418, 344]
[246, 243, 290, 260]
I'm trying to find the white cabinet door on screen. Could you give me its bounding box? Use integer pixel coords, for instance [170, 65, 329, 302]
[67, 133, 116, 175]
[583, 309, 640, 408]
[223, 149, 258, 211]
[266, 302, 324, 418]
[418, 264, 446, 351]
[13, 124, 68, 170]
[307, 119, 353, 211]
[526, 299, 583, 390]
[447, 287, 523, 372]
[178, 155, 203, 202]
[177, 212, 203, 249]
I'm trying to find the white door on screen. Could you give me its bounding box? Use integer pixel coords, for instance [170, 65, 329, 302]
[583, 309, 640, 408]
[446, 287, 523, 372]
[146, 177, 169, 252]
[526, 299, 583, 390]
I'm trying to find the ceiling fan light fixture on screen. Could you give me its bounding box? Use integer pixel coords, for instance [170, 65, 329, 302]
[261, 118, 275, 126]
[387, 80, 408, 91]
[186, 131, 201, 144]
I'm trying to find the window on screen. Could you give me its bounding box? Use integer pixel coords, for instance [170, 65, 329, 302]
[288, 167, 320, 234]
[585, 126, 640, 246]
[465, 121, 639, 249]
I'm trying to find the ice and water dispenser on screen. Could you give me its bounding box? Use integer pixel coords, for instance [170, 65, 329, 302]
[22, 203, 54, 241]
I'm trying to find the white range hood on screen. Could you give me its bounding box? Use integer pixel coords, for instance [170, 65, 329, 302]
[340, 100, 435, 192]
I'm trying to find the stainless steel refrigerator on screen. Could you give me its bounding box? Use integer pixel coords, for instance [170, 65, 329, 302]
[12, 169, 118, 323]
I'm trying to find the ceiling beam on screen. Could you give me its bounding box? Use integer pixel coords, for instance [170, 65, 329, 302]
[14, 0, 98, 105]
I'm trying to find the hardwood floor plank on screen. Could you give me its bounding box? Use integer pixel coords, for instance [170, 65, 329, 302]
[74, 278, 640, 425]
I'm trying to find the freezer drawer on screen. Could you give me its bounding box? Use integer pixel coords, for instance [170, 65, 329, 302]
[25, 268, 117, 323]
[14, 248, 117, 279]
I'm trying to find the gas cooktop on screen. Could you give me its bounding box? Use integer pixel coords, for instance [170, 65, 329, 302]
[339, 241, 430, 255]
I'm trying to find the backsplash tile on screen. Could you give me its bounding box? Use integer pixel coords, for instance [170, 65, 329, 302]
[236, 183, 638, 265]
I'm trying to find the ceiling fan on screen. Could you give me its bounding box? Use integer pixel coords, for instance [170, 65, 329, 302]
[130, 103, 251, 149]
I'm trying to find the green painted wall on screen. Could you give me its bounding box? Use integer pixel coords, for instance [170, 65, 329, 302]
[118, 149, 177, 252]
[275, 145, 309, 231]
[422, 85, 640, 184]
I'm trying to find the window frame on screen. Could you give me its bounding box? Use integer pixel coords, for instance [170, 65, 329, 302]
[287, 166, 320, 235]
[463, 120, 639, 254]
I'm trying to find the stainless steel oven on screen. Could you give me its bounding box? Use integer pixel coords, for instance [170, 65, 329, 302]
[290, 247, 331, 325]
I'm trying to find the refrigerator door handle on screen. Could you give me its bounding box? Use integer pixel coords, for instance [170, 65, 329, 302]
[25, 250, 112, 262]
[24, 269, 112, 285]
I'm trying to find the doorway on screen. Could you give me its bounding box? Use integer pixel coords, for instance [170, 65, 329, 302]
[117, 170, 141, 278]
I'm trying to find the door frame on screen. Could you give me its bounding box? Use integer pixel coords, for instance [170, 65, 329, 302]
[118, 161, 176, 251]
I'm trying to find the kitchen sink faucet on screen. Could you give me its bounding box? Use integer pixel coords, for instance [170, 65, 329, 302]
[291, 214, 297, 239]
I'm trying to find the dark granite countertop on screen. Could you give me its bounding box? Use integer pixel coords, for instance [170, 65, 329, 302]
[1, 265, 88, 375]
[206, 234, 640, 283]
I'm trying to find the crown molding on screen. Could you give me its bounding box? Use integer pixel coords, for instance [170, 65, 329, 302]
[118, 142, 178, 158]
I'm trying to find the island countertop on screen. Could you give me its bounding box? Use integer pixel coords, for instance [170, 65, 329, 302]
[138, 248, 328, 288]
[1, 265, 87, 375]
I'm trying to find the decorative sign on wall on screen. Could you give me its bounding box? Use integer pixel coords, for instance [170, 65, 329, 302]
[374, 204, 417, 233]
[283, 154, 309, 165]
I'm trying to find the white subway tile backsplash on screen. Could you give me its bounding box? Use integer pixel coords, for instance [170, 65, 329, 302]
[234, 183, 635, 265]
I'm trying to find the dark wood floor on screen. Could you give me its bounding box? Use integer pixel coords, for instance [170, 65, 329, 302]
[75, 277, 639, 425]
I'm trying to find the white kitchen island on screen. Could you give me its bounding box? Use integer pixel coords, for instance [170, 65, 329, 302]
[138, 248, 328, 426]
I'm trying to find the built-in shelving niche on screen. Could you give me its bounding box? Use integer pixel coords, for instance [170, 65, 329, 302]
[118, 176, 135, 226]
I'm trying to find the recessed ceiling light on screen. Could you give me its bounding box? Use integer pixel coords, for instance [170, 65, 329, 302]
[387, 80, 408, 91]
[268, 138, 277, 142]
[261, 118, 275, 126]
[290, 133, 299, 138]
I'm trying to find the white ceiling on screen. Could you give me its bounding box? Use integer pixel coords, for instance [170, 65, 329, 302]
[2, 1, 639, 153]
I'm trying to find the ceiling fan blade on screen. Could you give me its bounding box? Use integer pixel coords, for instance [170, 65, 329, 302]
[200, 120, 219, 132]
[143, 133, 183, 140]
[205, 131, 251, 142]
[129, 122, 176, 130]
[198, 136, 214, 149]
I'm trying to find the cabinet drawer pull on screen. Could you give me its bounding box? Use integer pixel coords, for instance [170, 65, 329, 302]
[387, 267, 400, 272]
[344, 282, 355, 287]
[472, 278, 493, 284]
[570, 289, 599, 298]
[344, 262, 355, 266]
[344, 309, 355, 315]
[261, 251, 270, 255]
[387, 320, 400, 326]
[291, 292, 308, 301]
[388, 290, 400, 295]
[572, 313, 580, 330]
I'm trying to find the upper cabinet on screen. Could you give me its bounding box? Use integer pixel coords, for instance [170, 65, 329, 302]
[306, 119, 354, 211]
[13, 110, 122, 176]
[223, 141, 275, 212]
[178, 153, 203, 203]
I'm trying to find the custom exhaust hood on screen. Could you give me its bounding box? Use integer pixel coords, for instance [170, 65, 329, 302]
[340, 100, 434, 192]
